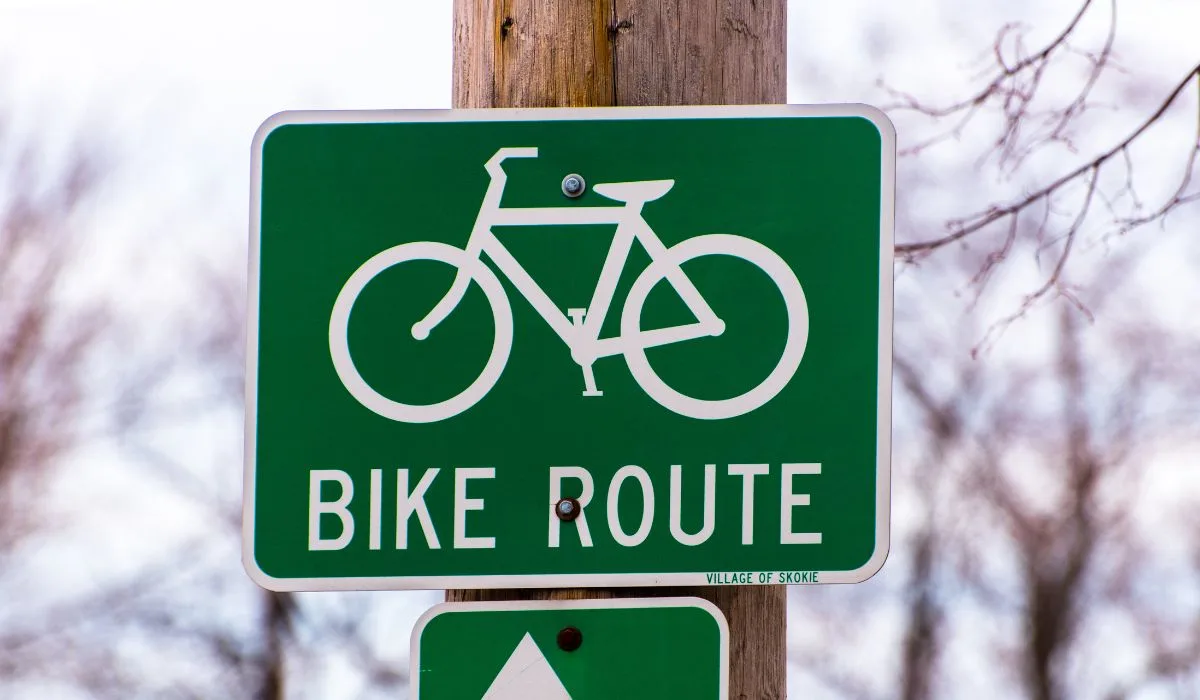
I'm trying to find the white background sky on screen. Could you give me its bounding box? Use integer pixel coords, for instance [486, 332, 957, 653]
[0, 1, 1197, 697]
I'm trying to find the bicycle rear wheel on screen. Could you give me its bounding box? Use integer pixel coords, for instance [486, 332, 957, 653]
[620, 234, 808, 420]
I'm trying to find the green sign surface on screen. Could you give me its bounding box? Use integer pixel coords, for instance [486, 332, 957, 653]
[411, 598, 728, 699]
[244, 105, 894, 591]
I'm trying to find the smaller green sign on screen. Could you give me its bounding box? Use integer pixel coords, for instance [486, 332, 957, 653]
[411, 597, 728, 699]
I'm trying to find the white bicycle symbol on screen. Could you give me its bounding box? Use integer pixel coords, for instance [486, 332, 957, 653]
[329, 147, 809, 423]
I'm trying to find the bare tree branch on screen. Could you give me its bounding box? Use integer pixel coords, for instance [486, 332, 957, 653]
[896, 61, 1200, 257]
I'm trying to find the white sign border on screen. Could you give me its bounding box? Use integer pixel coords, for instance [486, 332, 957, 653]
[244, 103, 895, 592]
[409, 596, 730, 700]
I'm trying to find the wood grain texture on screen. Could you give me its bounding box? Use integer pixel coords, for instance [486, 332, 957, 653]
[611, 0, 786, 105]
[453, 0, 785, 109]
[453, 0, 615, 108]
[451, 0, 787, 696]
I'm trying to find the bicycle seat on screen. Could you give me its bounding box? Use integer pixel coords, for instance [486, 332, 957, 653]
[592, 180, 675, 203]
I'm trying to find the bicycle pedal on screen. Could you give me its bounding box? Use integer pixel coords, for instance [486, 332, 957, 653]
[580, 363, 603, 397]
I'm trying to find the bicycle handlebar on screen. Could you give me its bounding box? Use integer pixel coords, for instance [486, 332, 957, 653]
[484, 147, 539, 179]
[497, 147, 538, 160]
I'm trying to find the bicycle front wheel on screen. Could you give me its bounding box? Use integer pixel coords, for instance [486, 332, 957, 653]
[620, 234, 808, 420]
[328, 241, 513, 424]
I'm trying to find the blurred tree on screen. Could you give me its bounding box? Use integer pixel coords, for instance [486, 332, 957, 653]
[793, 251, 1200, 699]
[790, 1, 1200, 698]
[0, 122, 107, 554]
[890, 0, 1198, 276]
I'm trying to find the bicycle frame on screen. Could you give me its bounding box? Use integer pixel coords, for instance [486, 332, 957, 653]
[415, 147, 723, 369]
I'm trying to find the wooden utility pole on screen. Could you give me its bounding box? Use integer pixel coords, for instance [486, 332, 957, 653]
[448, 1, 788, 697]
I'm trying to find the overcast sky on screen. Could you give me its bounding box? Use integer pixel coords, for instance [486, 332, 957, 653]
[1, 0, 1195, 267]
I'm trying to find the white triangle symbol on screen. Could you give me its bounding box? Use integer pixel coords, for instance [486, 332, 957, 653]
[480, 632, 572, 700]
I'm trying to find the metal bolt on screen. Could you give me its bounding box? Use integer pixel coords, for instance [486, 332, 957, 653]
[555, 497, 581, 522]
[561, 173, 586, 198]
[557, 626, 583, 652]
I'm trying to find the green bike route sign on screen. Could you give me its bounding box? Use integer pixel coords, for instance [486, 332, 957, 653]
[410, 598, 728, 699]
[244, 105, 895, 591]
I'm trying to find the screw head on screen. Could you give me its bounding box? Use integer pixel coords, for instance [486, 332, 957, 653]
[557, 626, 583, 652]
[555, 497, 581, 522]
[561, 174, 586, 198]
